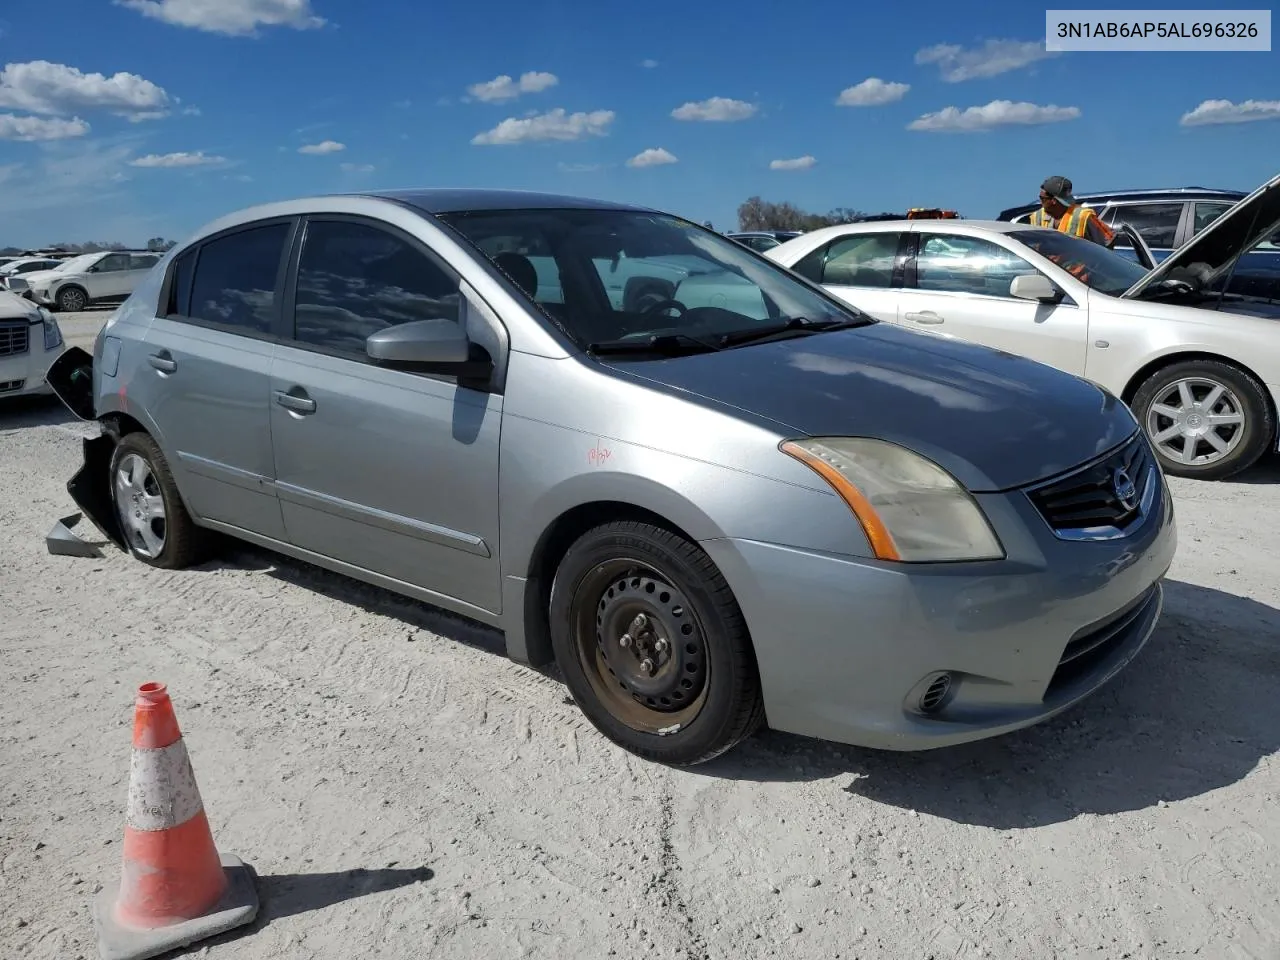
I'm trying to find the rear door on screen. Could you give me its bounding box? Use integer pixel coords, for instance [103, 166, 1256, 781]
[896, 231, 1089, 375]
[139, 219, 294, 539]
[789, 230, 907, 322]
[125, 253, 161, 296]
[268, 215, 504, 615]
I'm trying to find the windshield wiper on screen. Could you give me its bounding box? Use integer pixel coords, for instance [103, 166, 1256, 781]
[588, 332, 723, 356]
[717, 316, 867, 347]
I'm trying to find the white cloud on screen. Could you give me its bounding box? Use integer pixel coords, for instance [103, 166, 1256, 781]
[472, 108, 614, 145]
[129, 151, 227, 168]
[1180, 98, 1280, 126]
[908, 100, 1080, 132]
[0, 114, 90, 141]
[641, 59, 659, 68]
[299, 139, 345, 154]
[115, 0, 325, 36]
[466, 71, 558, 102]
[915, 39, 1055, 82]
[671, 97, 756, 122]
[836, 78, 910, 107]
[0, 60, 170, 119]
[339, 162, 375, 173]
[770, 155, 816, 170]
[626, 147, 677, 168]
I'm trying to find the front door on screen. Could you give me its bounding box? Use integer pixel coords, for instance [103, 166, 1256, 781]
[89, 253, 135, 301]
[900, 232, 1089, 375]
[269, 215, 504, 615]
[139, 219, 293, 540]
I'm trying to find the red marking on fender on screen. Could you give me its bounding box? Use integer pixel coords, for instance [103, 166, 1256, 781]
[587, 444, 611, 466]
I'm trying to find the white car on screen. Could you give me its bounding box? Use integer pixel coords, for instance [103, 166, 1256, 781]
[0, 291, 65, 399]
[0, 257, 66, 291]
[767, 173, 1280, 480]
[17, 250, 161, 313]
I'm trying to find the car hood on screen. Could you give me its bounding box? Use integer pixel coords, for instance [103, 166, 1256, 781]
[20, 269, 67, 286]
[1123, 171, 1280, 300]
[601, 322, 1138, 492]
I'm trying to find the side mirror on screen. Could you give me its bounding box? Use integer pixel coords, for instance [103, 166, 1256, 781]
[365, 318, 492, 379]
[1009, 273, 1060, 302]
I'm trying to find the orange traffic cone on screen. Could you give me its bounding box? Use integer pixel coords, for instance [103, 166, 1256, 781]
[94, 682, 259, 960]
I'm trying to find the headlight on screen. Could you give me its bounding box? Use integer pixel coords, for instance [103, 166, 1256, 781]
[40, 309, 63, 350]
[780, 437, 1005, 562]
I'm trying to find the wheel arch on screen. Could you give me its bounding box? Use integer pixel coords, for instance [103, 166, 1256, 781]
[1121, 350, 1279, 435]
[53, 281, 88, 305]
[519, 500, 720, 669]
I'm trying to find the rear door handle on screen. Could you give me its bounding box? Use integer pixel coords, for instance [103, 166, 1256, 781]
[274, 389, 316, 414]
[148, 351, 177, 373]
[905, 311, 944, 324]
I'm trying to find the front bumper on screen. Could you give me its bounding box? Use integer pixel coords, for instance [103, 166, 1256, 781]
[0, 325, 60, 398]
[701, 472, 1176, 751]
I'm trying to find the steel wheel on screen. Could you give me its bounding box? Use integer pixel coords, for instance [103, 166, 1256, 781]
[570, 558, 711, 734]
[114, 452, 167, 559]
[57, 287, 86, 312]
[1144, 376, 1245, 467]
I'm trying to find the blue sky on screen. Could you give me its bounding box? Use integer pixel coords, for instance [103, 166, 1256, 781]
[0, 0, 1276, 247]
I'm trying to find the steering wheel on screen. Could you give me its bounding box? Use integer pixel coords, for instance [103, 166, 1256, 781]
[639, 297, 687, 317]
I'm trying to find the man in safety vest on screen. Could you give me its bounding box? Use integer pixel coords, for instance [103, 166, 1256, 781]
[1029, 176, 1116, 248]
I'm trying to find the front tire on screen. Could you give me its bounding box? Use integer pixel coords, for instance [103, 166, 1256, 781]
[109, 432, 208, 568]
[549, 521, 765, 765]
[1132, 360, 1273, 480]
[55, 285, 88, 313]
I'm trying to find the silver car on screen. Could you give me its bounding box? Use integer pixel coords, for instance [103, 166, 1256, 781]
[47, 189, 1176, 765]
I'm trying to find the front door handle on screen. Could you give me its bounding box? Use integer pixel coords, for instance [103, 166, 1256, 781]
[274, 389, 316, 414]
[905, 311, 944, 324]
[147, 351, 177, 373]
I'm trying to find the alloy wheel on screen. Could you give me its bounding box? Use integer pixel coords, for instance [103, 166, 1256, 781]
[114, 452, 167, 558]
[1145, 376, 1245, 467]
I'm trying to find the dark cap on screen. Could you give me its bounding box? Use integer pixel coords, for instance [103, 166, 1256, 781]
[1041, 175, 1074, 204]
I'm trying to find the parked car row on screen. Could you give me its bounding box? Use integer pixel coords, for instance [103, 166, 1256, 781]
[3, 249, 162, 312]
[767, 172, 1280, 480]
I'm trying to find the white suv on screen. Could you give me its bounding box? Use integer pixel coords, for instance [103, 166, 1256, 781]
[0, 291, 64, 399]
[19, 250, 162, 313]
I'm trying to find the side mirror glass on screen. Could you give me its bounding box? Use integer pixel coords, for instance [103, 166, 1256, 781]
[1009, 273, 1059, 302]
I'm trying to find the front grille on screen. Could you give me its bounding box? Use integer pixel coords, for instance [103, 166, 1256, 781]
[0, 321, 30, 357]
[0, 378, 25, 393]
[1027, 433, 1153, 535]
[1047, 585, 1159, 695]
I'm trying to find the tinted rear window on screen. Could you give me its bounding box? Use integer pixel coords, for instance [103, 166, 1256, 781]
[188, 223, 290, 333]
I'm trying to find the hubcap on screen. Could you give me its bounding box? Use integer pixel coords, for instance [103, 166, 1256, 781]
[114, 453, 167, 558]
[62, 289, 85, 311]
[1146, 377, 1245, 466]
[571, 560, 710, 734]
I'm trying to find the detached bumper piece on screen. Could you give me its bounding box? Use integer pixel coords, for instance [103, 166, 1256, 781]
[64, 433, 127, 552]
[46, 512, 104, 559]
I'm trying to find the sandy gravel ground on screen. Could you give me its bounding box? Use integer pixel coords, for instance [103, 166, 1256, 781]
[1, 390, 1277, 960]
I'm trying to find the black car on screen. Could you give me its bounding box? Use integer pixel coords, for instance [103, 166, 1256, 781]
[725, 231, 803, 252]
[999, 186, 1278, 302]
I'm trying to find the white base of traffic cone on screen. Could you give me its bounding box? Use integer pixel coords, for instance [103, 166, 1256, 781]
[93, 853, 259, 960]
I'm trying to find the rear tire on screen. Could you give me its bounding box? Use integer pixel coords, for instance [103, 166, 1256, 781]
[549, 520, 765, 765]
[1132, 360, 1273, 480]
[109, 432, 209, 569]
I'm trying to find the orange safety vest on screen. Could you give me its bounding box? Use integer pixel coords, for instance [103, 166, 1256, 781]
[1029, 204, 1113, 243]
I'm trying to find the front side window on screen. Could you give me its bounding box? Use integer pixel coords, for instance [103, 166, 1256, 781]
[915, 235, 1035, 297]
[292, 219, 461, 355]
[97, 253, 131, 272]
[438, 208, 867, 349]
[188, 222, 289, 333]
[1010, 229, 1150, 296]
[1106, 202, 1183, 249]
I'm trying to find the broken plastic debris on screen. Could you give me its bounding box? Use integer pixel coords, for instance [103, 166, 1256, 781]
[45, 512, 104, 559]
[656, 724, 682, 737]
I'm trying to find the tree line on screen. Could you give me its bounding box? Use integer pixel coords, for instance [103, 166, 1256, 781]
[0, 237, 178, 256]
[736, 196, 898, 232]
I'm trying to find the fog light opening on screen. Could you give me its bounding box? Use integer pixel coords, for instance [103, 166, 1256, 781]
[918, 672, 953, 714]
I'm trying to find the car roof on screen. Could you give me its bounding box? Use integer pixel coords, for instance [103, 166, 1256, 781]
[997, 187, 1246, 221]
[361, 188, 654, 215]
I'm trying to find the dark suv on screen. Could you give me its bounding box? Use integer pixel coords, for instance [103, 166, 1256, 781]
[999, 186, 1278, 301]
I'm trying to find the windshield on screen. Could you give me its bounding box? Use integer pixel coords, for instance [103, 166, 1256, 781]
[1009, 229, 1149, 296]
[436, 208, 870, 350]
